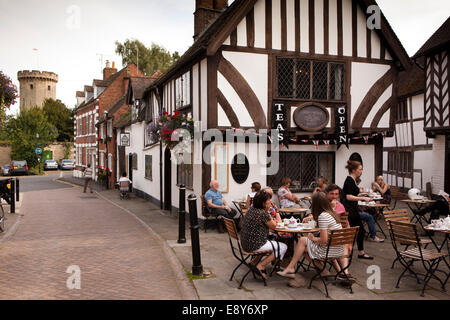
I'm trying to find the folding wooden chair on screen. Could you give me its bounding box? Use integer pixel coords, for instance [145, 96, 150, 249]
[223, 218, 274, 289]
[384, 209, 432, 269]
[308, 227, 359, 298]
[388, 220, 448, 297]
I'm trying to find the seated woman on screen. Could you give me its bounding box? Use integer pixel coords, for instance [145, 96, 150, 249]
[277, 192, 354, 281]
[246, 182, 262, 209]
[263, 187, 282, 223]
[371, 176, 392, 204]
[240, 190, 288, 279]
[313, 176, 328, 194]
[277, 178, 309, 210]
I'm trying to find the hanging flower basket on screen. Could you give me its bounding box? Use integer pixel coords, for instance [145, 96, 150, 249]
[158, 111, 194, 150]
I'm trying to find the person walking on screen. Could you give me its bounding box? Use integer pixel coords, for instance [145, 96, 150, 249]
[83, 164, 94, 194]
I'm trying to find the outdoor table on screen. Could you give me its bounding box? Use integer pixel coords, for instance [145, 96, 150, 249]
[278, 207, 309, 220]
[424, 226, 450, 286]
[274, 226, 319, 273]
[358, 202, 390, 238]
[401, 199, 437, 227]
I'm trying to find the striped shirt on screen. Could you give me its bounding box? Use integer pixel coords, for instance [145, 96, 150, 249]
[307, 212, 344, 259]
[84, 167, 93, 179]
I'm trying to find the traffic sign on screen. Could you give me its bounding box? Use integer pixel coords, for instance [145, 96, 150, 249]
[36, 148, 42, 155]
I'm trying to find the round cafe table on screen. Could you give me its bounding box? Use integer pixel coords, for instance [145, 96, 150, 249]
[423, 226, 450, 286]
[273, 225, 319, 273]
[358, 202, 390, 238]
[401, 199, 437, 227]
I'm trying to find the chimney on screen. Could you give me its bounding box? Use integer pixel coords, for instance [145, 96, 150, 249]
[194, 0, 228, 41]
[103, 60, 118, 80]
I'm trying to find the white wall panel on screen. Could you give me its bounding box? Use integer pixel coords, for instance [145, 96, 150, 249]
[254, 0, 266, 48]
[357, 4, 367, 58]
[286, 0, 296, 52]
[300, 0, 309, 53]
[342, 0, 353, 56]
[328, 0, 338, 55]
[314, 0, 324, 54]
[363, 85, 392, 128]
[237, 16, 247, 47]
[272, 0, 282, 50]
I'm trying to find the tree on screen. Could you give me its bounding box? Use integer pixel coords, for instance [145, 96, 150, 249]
[115, 39, 181, 76]
[42, 98, 74, 142]
[0, 70, 18, 137]
[6, 107, 57, 167]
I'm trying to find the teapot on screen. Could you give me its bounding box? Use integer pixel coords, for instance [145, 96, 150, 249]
[289, 217, 297, 227]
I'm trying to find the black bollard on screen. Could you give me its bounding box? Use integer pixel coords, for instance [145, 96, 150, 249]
[15, 178, 20, 202]
[10, 179, 15, 214]
[178, 184, 187, 244]
[187, 194, 203, 276]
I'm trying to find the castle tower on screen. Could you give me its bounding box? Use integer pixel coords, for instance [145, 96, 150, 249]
[17, 70, 58, 112]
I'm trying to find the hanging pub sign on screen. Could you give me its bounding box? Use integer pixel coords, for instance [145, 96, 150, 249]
[120, 133, 131, 147]
[335, 106, 349, 150]
[272, 102, 288, 148]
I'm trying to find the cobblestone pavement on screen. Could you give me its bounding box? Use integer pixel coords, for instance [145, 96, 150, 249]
[0, 176, 191, 300]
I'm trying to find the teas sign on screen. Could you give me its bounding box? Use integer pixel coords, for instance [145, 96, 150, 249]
[272, 103, 288, 148]
[120, 133, 131, 147]
[335, 106, 349, 150]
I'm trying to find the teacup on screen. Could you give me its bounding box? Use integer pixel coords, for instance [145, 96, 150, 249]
[308, 220, 317, 229]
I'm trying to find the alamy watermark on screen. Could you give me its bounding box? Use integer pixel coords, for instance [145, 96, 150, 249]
[66, 265, 81, 290]
[66, 5, 81, 30]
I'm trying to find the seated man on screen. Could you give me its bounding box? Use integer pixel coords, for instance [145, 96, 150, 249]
[313, 176, 328, 194]
[118, 172, 132, 192]
[205, 180, 241, 223]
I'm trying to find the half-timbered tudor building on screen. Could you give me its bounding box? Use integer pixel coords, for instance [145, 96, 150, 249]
[384, 17, 450, 194]
[119, 0, 446, 215]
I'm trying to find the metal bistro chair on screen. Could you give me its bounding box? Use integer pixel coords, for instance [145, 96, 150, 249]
[384, 209, 432, 269]
[388, 220, 448, 297]
[223, 218, 277, 289]
[308, 227, 359, 298]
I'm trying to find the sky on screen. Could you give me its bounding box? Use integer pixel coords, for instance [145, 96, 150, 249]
[1, 0, 449, 116]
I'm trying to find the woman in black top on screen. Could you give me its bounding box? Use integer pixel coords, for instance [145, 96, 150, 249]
[240, 191, 288, 279]
[342, 160, 374, 260]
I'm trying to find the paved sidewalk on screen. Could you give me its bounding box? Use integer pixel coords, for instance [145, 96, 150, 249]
[0, 180, 194, 300]
[60, 176, 450, 300]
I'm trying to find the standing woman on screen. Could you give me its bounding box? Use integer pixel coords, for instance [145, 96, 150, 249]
[342, 160, 374, 260]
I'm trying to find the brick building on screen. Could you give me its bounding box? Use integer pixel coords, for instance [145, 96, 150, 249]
[74, 61, 143, 181]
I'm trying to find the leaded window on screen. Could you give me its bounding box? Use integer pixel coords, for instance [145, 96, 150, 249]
[145, 155, 152, 180]
[175, 71, 191, 109]
[276, 58, 345, 101]
[267, 152, 334, 192]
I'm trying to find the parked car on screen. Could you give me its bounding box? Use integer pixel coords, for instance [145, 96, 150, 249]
[59, 159, 75, 170]
[10, 160, 28, 176]
[2, 164, 10, 176]
[44, 160, 59, 171]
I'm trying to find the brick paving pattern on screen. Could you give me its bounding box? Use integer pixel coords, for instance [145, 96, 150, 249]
[0, 185, 184, 300]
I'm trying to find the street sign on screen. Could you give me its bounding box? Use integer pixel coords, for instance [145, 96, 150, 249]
[35, 148, 42, 155]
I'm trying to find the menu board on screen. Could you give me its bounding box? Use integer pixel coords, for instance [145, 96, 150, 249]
[214, 144, 229, 193]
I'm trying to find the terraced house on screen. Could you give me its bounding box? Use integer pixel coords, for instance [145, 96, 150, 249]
[74, 61, 143, 182]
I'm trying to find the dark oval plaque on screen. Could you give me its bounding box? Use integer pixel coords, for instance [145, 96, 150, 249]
[293, 103, 329, 131]
[231, 154, 250, 185]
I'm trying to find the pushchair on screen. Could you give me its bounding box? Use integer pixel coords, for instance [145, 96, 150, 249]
[118, 180, 131, 200]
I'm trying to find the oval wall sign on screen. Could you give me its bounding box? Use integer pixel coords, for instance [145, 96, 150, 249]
[293, 103, 330, 132]
[231, 154, 250, 184]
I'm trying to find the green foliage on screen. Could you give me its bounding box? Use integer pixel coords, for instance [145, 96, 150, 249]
[42, 99, 74, 142]
[63, 142, 73, 160]
[6, 107, 57, 167]
[0, 71, 18, 136]
[115, 39, 180, 75]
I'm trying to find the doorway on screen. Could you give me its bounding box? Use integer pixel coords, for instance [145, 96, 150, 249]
[164, 148, 172, 211]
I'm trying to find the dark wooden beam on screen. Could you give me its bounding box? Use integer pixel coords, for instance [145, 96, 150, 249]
[246, 8, 255, 48]
[309, 0, 315, 54]
[217, 89, 241, 128]
[266, 0, 272, 49]
[281, 0, 287, 51]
